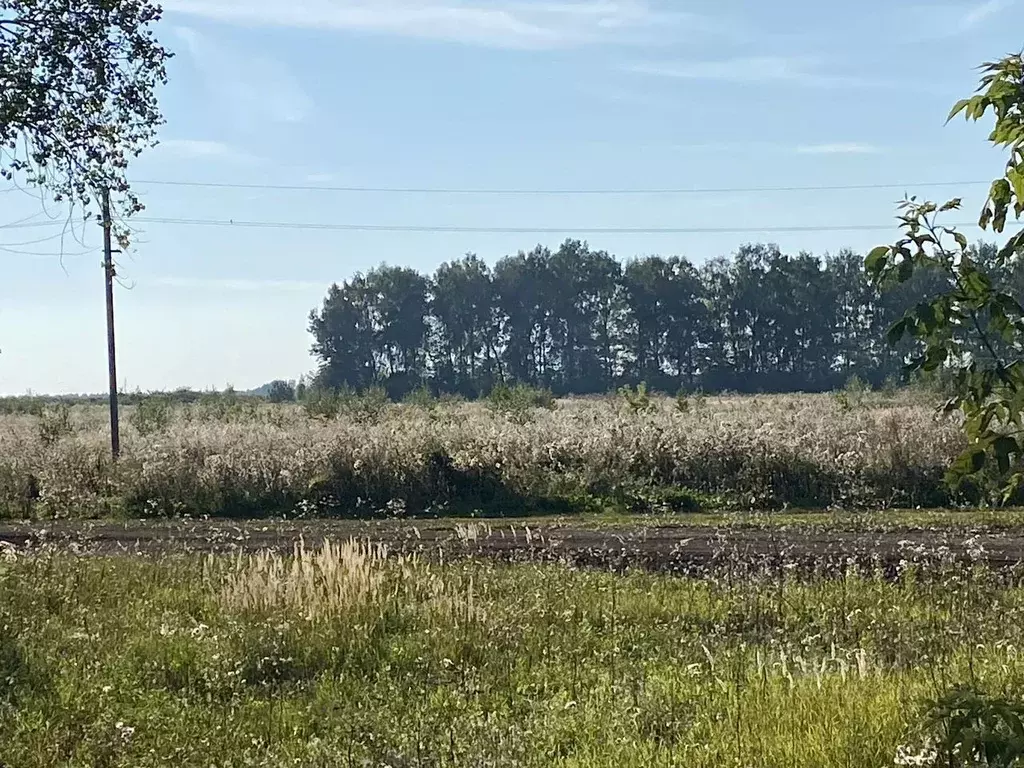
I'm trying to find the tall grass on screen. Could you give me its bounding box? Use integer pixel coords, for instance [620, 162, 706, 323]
[2, 544, 1024, 766]
[0, 391, 968, 520]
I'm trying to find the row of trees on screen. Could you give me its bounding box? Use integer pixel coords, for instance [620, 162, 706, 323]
[307, 239, 1008, 397]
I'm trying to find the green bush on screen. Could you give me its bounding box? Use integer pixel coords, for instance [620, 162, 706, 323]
[339, 386, 390, 423]
[402, 384, 437, 410]
[300, 388, 341, 420]
[901, 685, 1024, 767]
[266, 380, 296, 404]
[38, 403, 74, 446]
[618, 382, 655, 415]
[130, 396, 173, 436]
[675, 387, 704, 414]
[486, 382, 556, 424]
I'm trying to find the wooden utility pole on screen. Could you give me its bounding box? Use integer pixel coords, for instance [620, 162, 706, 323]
[101, 188, 120, 459]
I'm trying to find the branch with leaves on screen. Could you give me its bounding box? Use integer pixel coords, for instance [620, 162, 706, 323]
[867, 51, 1024, 502]
[0, 0, 171, 248]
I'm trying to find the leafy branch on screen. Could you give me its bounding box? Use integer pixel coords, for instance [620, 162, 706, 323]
[867, 51, 1024, 502]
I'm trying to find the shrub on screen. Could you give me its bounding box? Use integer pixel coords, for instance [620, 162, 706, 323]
[339, 386, 390, 424]
[301, 388, 341, 420]
[675, 387, 704, 414]
[38, 403, 74, 446]
[403, 384, 437, 410]
[130, 396, 173, 436]
[899, 685, 1024, 767]
[618, 382, 655, 415]
[266, 380, 296, 404]
[486, 382, 556, 424]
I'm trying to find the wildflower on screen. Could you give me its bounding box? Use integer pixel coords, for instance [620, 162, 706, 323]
[893, 738, 938, 766]
[115, 721, 135, 743]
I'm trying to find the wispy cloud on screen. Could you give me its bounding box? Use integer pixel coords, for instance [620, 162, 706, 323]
[151, 276, 325, 293]
[174, 26, 312, 124]
[796, 143, 881, 155]
[888, 0, 1016, 41]
[961, 0, 1014, 27]
[162, 0, 712, 49]
[624, 56, 885, 88]
[154, 139, 260, 164]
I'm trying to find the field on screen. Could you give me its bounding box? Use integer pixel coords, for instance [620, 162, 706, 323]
[0, 390, 970, 521]
[5, 391, 1024, 767]
[1, 528, 1023, 767]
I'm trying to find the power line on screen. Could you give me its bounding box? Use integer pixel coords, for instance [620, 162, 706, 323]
[0, 244, 96, 257]
[127, 215, 1023, 235]
[0, 230, 81, 247]
[131, 178, 994, 196]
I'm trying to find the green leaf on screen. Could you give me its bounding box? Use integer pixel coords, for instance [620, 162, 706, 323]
[994, 436, 1018, 474]
[948, 98, 972, 122]
[952, 448, 988, 476]
[997, 230, 1024, 262]
[981, 206, 995, 230]
[940, 198, 963, 211]
[922, 346, 949, 372]
[886, 318, 909, 345]
[1009, 167, 1024, 206]
[864, 245, 890, 276]
[962, 269, 993, 302]
[897, 257, 914, 283]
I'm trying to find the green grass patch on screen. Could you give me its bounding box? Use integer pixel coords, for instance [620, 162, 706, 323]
[2, 545, 1024, 765]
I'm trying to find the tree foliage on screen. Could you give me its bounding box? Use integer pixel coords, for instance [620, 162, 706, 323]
[866, 51, 1024, 501]
[307, 238, 1012, 399]
[0, 0, 171, 243]
[266, 380, 296, 404]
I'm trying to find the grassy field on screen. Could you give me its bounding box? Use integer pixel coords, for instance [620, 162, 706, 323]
[0, 390, 972, 520]
[5, 391, 1024, 765]
[0, 539, 1020, 767]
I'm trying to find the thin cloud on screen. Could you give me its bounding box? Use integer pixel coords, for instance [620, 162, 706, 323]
[962, 0, 1014, 27]
[151, 276, 325, 293]
[174, 26, 312, 124]
[161, 0, 711, 49]
[624, 56, 885, 88]
[889, 0, 1015, 41]
[796, 143, 881, 155]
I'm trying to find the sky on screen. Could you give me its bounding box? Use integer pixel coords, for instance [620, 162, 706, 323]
[1, 0, 1022, 395]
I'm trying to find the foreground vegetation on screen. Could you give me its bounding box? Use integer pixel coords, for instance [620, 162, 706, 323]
[1, 540, 1022, 767]
[0, 388, 977, 521]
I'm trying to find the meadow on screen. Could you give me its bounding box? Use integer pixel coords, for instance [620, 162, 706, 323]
[2, 537, 1022, 767]
[0, 388, 970, 521]
[5, 390, 1024, 766]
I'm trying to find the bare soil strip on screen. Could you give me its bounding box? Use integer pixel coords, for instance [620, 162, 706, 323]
[3, 519, 1024, 573]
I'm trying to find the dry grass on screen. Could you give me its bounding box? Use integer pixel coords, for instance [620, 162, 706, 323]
[0, 391, 968, 519]
[214, 538, 391, 620]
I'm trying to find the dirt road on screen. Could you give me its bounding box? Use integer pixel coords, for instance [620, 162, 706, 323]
[2, 518, 1023, 574]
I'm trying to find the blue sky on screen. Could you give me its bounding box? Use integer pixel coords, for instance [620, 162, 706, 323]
[0, 0, 1021, 394]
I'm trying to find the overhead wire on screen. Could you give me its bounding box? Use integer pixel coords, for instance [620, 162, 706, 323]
[121, 216, 1021, 235]
[1, 175, 1014, 238]
[130, 178, 994, 196]
[2, 215, 1018, 236]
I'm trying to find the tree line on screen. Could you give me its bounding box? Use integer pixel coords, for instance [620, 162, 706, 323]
[307, 238, 1011, 398]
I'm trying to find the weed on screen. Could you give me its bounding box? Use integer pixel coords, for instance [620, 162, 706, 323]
[618, 381, 656, 415]
[486, 382, 556, 425]
[37, 403, 74, 446]
[130, 396, 173, 436]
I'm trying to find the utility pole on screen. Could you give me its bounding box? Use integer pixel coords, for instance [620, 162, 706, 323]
[101, 188, 120, 459]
